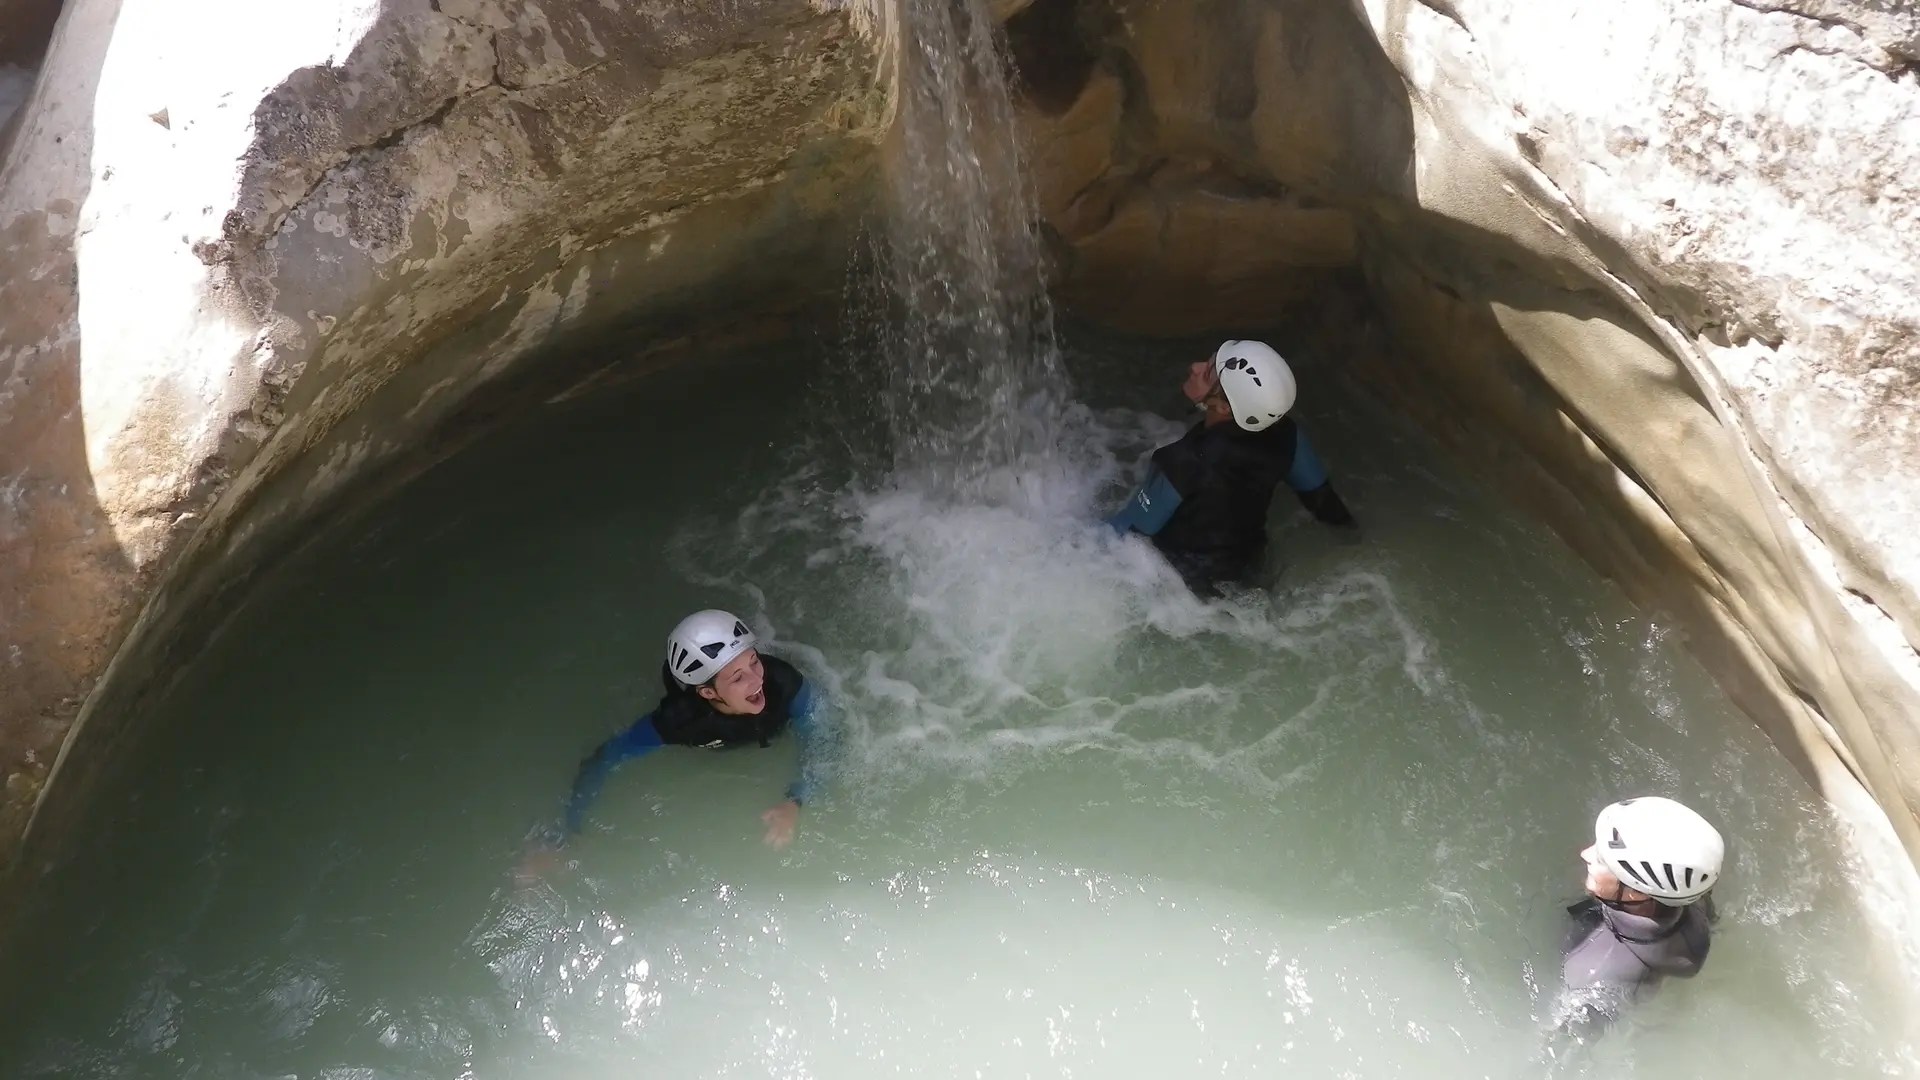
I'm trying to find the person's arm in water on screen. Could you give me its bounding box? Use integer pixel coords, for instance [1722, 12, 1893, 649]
[763, 678, 829, 848]
[516, 715, 665, 883]
[561, 715, 666, 837]
[1286, 426, 1358, 530]
[1106, 467, 1185, 536]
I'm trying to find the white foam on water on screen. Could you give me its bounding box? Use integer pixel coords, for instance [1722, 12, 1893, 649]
[664, 400, 1448, 816]
[482, 852, 1534, 1080]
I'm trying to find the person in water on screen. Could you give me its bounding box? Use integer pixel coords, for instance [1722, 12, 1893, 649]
[520, 609, 828, 876]
[1107, 340, 1358, 595]
[1556, 795, 1723, 1035]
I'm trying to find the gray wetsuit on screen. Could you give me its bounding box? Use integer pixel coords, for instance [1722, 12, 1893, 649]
[1555, 896, 1712, 1033]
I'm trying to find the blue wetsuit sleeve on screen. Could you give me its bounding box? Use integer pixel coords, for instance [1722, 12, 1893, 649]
[1287, 426, 1358, 529]
[561, 715, 665, 837]
[1287, 427, 1330, 493]
[1106, 467, 1184, 537]
[785, 679, 830, 806]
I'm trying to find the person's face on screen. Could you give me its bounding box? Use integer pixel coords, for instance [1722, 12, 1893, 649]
[699, 649, 767, 715]
[1182, 358, 1219, 405]
[1580, 844, 1651, 903]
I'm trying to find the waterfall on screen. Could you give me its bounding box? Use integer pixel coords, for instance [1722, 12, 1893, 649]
[861, 0, 1069, 495]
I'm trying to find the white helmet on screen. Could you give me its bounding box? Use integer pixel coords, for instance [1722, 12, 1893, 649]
[1212, 340, 1297, 432]
[665, 609, 757, 688]
[1592, 796, 1725, 905]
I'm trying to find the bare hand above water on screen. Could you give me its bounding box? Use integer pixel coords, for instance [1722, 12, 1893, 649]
[761, 799, 801, 849]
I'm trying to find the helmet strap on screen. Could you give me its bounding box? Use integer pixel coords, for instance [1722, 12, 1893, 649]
[1597, 883, 1664, 919]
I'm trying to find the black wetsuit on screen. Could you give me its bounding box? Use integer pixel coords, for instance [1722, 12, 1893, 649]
[1146, 416, 1356, 593]
[1556, 896, 1713, 1033]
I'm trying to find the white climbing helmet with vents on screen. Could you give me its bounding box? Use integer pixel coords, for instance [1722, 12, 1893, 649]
[666, 609, 757, 688]
[1592, 796, 1725, 905]
[1212, 340, 1297, 432]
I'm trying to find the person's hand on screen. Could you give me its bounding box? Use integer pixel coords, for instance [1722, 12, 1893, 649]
[761, 800, 801, 849]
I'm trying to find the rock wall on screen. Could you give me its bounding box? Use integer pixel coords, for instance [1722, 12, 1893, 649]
[0, 0, 886, 907]
[0, 0, 61, 66]
[1009, 0, 1920, 864]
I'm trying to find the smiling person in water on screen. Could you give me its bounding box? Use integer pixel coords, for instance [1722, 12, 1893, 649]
[1555, 796, 1723, 1037]
[1106, 340, 1358, 595]
[519, 609, 828, 878]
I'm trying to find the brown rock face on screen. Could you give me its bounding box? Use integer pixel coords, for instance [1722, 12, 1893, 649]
[1008, 0, 1396, 336]
[0, 0, 62, 66]
[0, 206, 135, 855]
[1021, 69, 1122, 231]
[1060, 172, 1356, 335]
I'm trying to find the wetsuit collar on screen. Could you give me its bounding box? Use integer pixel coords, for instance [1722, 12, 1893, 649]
[1601, 901, 1686, 945]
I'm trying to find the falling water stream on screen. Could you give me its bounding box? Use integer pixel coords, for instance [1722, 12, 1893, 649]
[2, 1, 1918, 1077]
[868, 0, 1065, 489]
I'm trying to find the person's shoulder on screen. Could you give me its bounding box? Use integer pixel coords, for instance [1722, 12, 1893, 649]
[1220, 416, 1295, 466]
[1245, 415, 1298, 446]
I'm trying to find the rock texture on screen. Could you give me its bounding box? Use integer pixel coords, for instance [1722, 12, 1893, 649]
[0, 0, 61, 66]
[0, 0, 886, 905]
[1009, 0, 1920, 867]
[1011, 0, 1397, 333]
